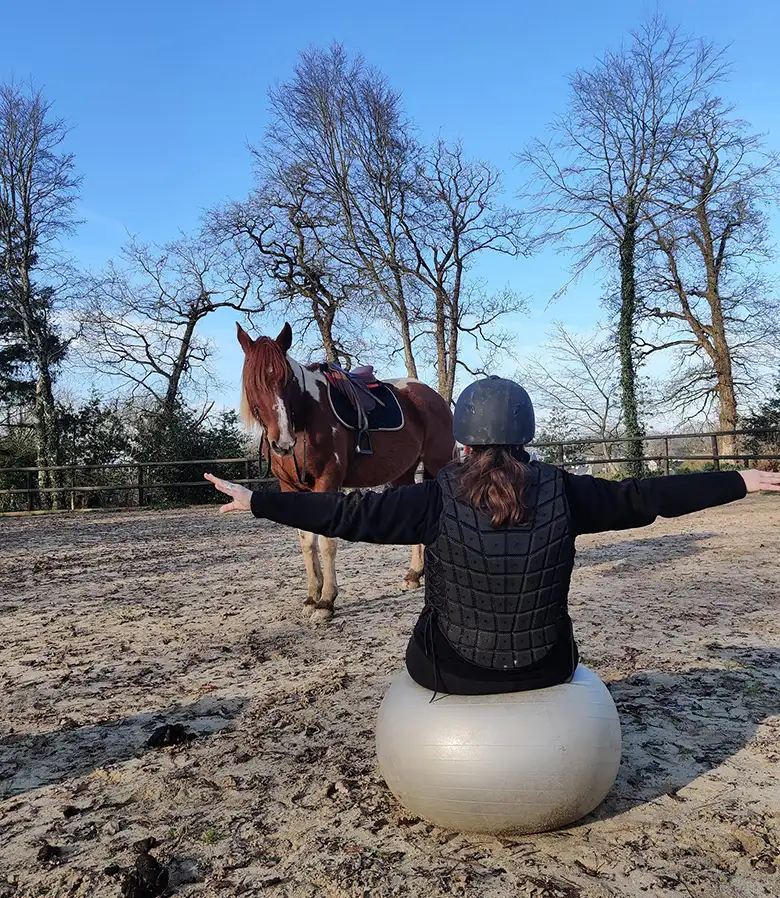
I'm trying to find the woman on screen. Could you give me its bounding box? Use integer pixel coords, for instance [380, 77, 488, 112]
[205, 376, 779, 696]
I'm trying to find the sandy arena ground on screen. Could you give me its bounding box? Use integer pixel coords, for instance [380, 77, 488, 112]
[0, 495, 779, 897]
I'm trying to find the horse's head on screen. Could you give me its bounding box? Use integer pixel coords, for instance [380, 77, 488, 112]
[237, 322, 298, 456]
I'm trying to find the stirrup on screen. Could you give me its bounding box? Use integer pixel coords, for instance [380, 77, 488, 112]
[356, 430, 373, 455]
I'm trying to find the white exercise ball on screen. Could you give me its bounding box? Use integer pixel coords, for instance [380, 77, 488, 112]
[375, 665, 621, 834]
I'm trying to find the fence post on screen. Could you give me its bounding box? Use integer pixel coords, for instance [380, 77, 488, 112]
[26, 471, 34, 512]
[663, 438, 670, 477]
[245, 458, 251, 489]
[711, 435, 720, 471]
[557, 443, 565, 467]
[137, 465, 145, 507]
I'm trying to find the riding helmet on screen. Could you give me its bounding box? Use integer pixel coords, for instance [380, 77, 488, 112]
[453, 376, 535, 446]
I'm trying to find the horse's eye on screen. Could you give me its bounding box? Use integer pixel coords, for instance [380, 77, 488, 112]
[252, 406, 262, 421]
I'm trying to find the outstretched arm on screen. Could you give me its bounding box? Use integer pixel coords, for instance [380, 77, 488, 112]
[204, 472, 441, 545]
[565, 468, 780, 537]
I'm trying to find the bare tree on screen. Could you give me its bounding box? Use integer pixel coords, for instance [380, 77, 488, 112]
[401, 140, 526, 402]
[257, 44, 527, 394]
[0, 83, 81, 501]
[213, 162, 374, 368]
[638, 102, 780, 455]
[519, 16, 726, 475]
[519, 325, 625, 467]
[265, 44, 422, 376]
[81, 232, 262, 417]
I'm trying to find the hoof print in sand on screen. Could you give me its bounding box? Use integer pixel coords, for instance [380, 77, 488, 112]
[120, 841, 169, 898]
[146, 723, 195, 749]
[36, 841, 62, 866]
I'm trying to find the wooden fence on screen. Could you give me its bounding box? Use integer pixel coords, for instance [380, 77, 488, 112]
[1, 427, 778, 513]
[0, 456, 275, 513]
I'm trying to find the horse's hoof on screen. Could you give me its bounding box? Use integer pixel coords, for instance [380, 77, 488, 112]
[310, 606, 334, 624]
[401, 570, 422, 591]
[302, 600, 317, 618]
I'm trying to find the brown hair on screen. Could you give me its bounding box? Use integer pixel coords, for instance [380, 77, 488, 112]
[457, 447, 529, 527]
[239, 337, 292, 431]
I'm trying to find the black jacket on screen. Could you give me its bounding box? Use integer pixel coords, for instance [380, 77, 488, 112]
[251, 467, 747, 692]
[251, 468, 746, 546]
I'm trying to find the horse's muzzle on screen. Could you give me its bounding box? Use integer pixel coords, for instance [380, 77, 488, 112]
[271, 440, 295, 457]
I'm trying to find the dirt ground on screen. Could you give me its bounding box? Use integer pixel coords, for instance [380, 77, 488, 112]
[0, 494, 778, 898]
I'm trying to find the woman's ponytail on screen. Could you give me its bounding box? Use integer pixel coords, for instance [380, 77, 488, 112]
[457, 447, 528, 527]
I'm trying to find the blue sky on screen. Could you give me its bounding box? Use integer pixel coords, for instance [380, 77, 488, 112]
[3, 0, 780, 408]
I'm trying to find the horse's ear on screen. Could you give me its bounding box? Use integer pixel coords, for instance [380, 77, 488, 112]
[236, 322, 254, 354]
[276, 322, 293, 354]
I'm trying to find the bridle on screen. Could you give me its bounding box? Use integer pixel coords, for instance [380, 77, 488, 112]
[251, 365, 308, 488]
[254, 408, 308, 488]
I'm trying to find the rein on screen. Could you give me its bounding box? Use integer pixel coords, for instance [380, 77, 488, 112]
[292, 430, 308, 486]
[259, 429, 308, 488]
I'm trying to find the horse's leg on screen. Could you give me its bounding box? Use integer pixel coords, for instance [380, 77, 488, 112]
[390, 462, 426, 592]
[298, 529, 323, 617]
[312, 536, 338, 624]
[402, 542, 425, 592]
[305, 458, 345, 624]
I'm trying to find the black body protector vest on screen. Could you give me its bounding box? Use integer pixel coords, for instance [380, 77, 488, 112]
[424, 462, 575, 671]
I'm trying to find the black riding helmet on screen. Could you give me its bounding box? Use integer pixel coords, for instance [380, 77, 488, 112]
[453, 376, 535, 446]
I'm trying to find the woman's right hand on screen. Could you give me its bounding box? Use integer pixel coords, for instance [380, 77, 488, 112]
[204, 472, 254, 512]
[740, 469, 780, 493]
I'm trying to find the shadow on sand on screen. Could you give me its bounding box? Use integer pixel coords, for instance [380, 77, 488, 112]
[574, 531, 717, 570]
[591, 644, 780, 820]
[0, 694, 246, 798]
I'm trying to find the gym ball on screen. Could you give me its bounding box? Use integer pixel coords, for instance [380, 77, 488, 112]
[375, 665, 621, 834]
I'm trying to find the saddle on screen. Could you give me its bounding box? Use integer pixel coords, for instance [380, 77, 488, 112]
[321, 363, 403, 455]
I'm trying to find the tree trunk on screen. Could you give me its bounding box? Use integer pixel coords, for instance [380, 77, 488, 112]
[19, 304, 63, 508]
[33, 393, 50, 508]
[716, 377, 738, 459]
[392, 272, 418, 379]
[435, 289, 447, 397]
[445, 297, 459, 405]
[695, 171, 740, 461]
[316, 301, 339, 364]
[618, 214, 645, 478]
[34, 358, 62, 509]
[163, 313, 199, 418]
[320, 330, 339, 364]
[711, 305, 738, 459]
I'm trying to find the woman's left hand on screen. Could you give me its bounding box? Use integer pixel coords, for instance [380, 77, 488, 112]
[739, 469, 780, 493]
[204, 472, 253, 513]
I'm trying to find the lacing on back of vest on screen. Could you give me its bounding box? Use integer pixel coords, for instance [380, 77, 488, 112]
[420, 603, 442, 703]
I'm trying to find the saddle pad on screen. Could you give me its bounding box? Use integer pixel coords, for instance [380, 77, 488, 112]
[327, 382, 405, 432]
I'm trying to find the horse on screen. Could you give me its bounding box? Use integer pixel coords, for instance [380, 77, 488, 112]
[237, 322, 455, 623]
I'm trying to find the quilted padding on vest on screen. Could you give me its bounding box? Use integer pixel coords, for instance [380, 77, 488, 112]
[424, 462, 574, 670]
